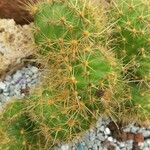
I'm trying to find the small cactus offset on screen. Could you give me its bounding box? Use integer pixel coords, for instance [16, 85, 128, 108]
[0, 101, 43, 150]
[110, 0, 150, 83]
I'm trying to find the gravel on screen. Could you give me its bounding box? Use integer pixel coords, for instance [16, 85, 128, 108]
[0, 64, 40, 109]
[55, 117, 150, 150]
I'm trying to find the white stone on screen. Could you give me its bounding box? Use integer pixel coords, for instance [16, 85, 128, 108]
[97, 133, 105, 141]
[3, 92, 9, 96]
[104, 128, 111, 135]
[13, 71, 22, 81]
[131, 126, 139, 133]
[123, 127, 130, 132]
[31, 66, 38, 73]
[0, 82, 6, 90]
[107, 136, 113, 142]
[145, 139, 150, 146]
[138, 127, 145, 133]
[143, 130, 150, 138]
[26, 78, 31, 83]
[138, 142, 144, 149]
[119, 142, 125, 148]
[113, 139, 117, 143]
[61, 144, 70, 150]
[99, 125, 105, 132]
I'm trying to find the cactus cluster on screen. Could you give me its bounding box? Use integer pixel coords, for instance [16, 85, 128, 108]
[0, 0, 150, 149]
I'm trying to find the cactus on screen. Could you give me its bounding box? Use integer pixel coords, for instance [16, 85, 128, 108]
[110, 0, 150, 83]
[0, 101, 43, 150]
[21, 0, 124, 147]
[30, 0, 108, 54]
[131, 84, 150, 122]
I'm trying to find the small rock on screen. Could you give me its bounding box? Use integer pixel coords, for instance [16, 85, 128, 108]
[97, 133, 105, 141]
[61, 144, 70, 150]
[99, 125, 105, 132]
[138, 127, 145, 133]
[26, 78, 31, 83]
[131, 126, 139, 133]
[13, 71, 22, 82]
[138, 142, 144, 149]
[123, 127, 131, 133]
[3, 92, 9, 96]
[31, 66, 38, 73]
[145, 139, 150, 146]
[107, 137, 113, 142]
[26, 70, 33, 76]
[142, 130, 150, 138]
[119, 142, 125, 148]
[0, 82, 6, 90]
[104, 128, 111, 135]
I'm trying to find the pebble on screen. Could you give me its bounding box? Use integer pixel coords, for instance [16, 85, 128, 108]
[31, 66, 39, 73]
[143, 130, 150, 138]
[99, 125, 105, 132]
[0, 82, 6, 90]
[104, 127, 111, 135]
[13, 71, 22, 82]
[131, 126, 139, 133]
[107, 136, 113, 142]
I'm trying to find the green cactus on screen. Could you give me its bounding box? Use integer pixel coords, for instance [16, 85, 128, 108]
[22, 0, 123, 146]
[0, 101, 43, 150]
[31, 0, 107, 54]
[110, 0, 150, 82]
[131, 84, 150, 122]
